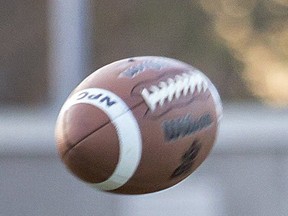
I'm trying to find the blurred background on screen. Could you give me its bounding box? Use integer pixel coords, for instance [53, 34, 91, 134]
[0, 0, 287, 215]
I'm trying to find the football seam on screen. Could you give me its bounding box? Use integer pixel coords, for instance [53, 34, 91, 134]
[61, 100, 145, 159]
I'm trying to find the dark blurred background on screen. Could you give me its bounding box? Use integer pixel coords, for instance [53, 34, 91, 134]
[1, 0, 287, 105]
[1, 1, 288, 216]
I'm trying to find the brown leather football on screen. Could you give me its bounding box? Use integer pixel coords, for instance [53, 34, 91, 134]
[55, 56, 222, 194]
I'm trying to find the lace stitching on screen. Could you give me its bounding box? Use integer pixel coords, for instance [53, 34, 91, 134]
[141, 71, 209, 111]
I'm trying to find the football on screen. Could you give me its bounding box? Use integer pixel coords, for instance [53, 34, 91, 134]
[55, 56, 222, 194]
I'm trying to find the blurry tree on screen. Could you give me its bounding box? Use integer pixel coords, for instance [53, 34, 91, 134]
[200, 0, 288, 106]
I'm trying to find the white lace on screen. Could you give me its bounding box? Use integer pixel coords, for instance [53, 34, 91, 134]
[141, 71, 209, 111]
